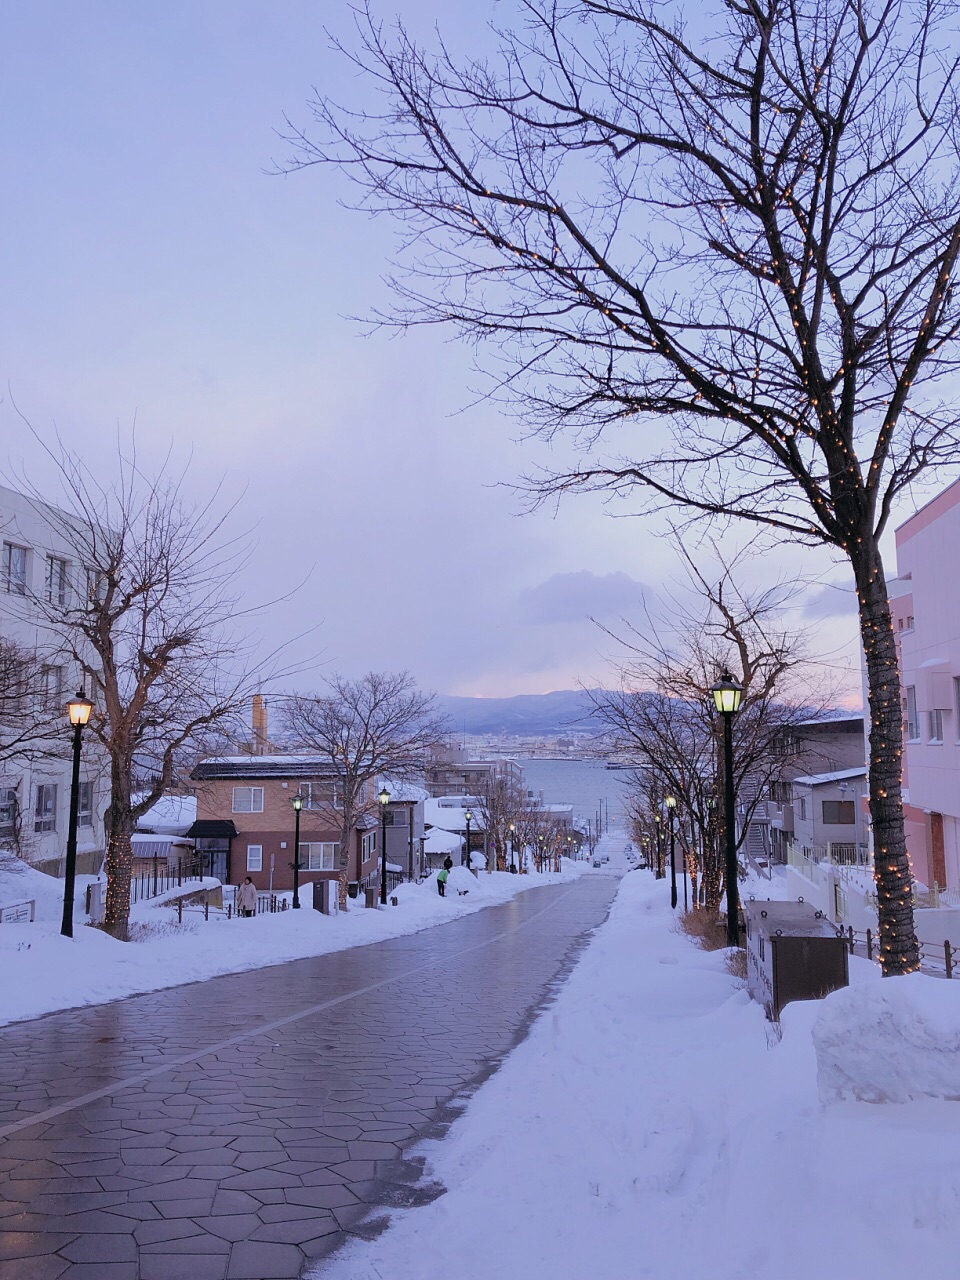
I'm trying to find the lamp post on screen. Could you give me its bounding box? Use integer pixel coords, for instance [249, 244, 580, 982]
[379, 786, 390, 905]
[654, 813, 663, 879]
[711, 672, 744, 947]
[464, 808, 472, 870]
[508, 822, 516, 873]
[666, 796, 678, 909]
[61, 690, 93, 939]
[291, 793, 303, 908]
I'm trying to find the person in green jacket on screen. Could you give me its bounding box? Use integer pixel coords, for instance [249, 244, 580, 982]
[437, 866, 449, 897]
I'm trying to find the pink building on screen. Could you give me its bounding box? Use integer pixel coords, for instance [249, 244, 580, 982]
[892, 479, 960, 893]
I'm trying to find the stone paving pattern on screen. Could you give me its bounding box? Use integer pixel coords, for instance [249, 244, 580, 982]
[0, 877, 616, 1278]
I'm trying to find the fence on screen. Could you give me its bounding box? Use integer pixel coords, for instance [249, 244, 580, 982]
[841, 924, 957, 978]
[129, 856, 204, 906]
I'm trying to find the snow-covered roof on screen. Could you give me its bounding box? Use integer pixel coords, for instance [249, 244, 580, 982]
[424, 828, 463, 853]
[380, 778, 430, 804]
[424, 797, 484, 830]
[792, 766, 867, 787]
[795, 712, 864, 727]
[135, 794, 197, 836]
[192, 756, 340, 781]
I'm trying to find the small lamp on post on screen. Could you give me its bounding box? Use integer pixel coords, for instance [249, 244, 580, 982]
[654, 813, 663, 879]
[378, 786, 391, 905]
[710, 672, 744, 948]
[464, 808, 472, 870]
[61, 690, 93, 939]
[291, 793, 303, 909]
[508, 822, 516, 873]
[666, 796, 678, 909]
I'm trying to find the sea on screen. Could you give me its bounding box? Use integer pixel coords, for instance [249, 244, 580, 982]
[518, 757, 635, 832]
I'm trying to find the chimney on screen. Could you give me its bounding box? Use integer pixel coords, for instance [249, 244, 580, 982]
[252, 694, 268, 754]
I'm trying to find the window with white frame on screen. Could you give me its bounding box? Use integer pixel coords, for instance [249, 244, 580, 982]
[361, 831, 377, 859]
[299, 780, 341, 808]
[3, 544, 27, 595]
[45, 556, 68, 607]
[822, 800, 856, 825]
[246, 844, 263, 871]
[796, 795, 807, 821]
[40, 665, 63, 709]
[0, 787, 17, 834]
[232, 786, 264, 813]
[78, 780, 94, 827]
[384, 807, 408, 826]
[300, 841, 338, 870]
[34, 783, 57, 833]
[929, 709, 944, 742]
[905, 686, 919, 740]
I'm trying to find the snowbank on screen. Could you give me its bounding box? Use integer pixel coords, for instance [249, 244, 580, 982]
[313, 862, 960, 1280]
[814, 973, 960, 1103]
[0, 858, 585, 1029]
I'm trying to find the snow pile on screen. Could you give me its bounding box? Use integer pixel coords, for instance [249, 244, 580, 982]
[814, 973, 960, 1103]
[0, 852, 99, 925]
[0, 858, 586, 1029]
[313, 868, 960, 1280]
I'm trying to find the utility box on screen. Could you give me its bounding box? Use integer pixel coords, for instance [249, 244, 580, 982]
[744, 901, 848, 1020]
[312, 879, 338, 915]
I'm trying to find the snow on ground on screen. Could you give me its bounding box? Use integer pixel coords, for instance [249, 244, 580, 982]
[0, 854, 586, 1029]
[314, 853, 960, 1280]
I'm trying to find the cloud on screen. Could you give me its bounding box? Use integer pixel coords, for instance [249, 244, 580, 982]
[519, 571, 647, 625]
[801, 581, 859, 620]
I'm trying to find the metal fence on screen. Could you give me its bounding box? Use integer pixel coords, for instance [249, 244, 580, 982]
[841, 924, 957, 978]
[130, 856, 204, 906]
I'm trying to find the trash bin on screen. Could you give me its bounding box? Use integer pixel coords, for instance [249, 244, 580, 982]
[347, 883, 359, 899]
[364, 886, 378, 909]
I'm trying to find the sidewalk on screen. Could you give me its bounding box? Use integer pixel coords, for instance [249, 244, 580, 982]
[314, 869, 960, 1280]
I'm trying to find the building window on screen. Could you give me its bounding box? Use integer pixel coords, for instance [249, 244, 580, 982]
[40, 665, 63, 709]
[300, 841, 338, 870]
[299, 781, 341, 809]
[796, 796, 807, 821]
[3, 544, 27, 595]
[383, 807, 409, 826]
[246, 844, 263, 871]
[232, 786, 264, 813]
[77, 780, 94, 827]
[361, 831, 377, 858]
[34, 783, 57, 833]
[905, 686, 919, 740]
[85, 567, 104, 607]
[0, 788, 17, 835]
[822, 800, 856, 825]
[45, 556, 68, 606]
[929, 709, 944, 743]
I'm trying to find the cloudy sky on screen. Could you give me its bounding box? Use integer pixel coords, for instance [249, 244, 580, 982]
[0, 1, 891, 700]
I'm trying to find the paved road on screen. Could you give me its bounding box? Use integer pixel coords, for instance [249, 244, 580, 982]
[0, 875, 617, 1279]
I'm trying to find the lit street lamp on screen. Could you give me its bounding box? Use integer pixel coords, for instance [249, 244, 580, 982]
[61, 690, 93, 939]
[379, 786, 390, 905]
[711, 672, 744, 947]
[464, 808, 472, 870]
[508, 822, 517, 873]
[666, 795, 678, 909]
[654, 813, 663, 879]
[291, 793, 303, 908]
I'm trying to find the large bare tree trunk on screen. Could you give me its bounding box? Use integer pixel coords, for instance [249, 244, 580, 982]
[103, 772, 134, 941]
[855, 545, 919, 975]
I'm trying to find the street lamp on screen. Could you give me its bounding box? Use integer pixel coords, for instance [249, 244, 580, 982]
[711, 672, 744, 947]
[666, 796, 678, 909]
[464, 808, 472, 870]
[291, 793, 303, 908]
[508, 822, 517, 873]
[61, 690, 93, 939]
[654, 813, 663, 879]
[379, 786, 390, 905]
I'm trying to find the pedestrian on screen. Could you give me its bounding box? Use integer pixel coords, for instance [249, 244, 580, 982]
[238, 876, 257, 918]
[443, 855, 453, 872]
[437, 866, 449, 897]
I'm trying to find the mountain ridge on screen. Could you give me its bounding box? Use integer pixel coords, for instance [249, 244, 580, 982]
[435, 689, 605, 736]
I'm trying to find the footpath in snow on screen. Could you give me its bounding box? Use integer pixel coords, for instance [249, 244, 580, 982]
[0, 853, 585, 1029]
[315, 857, 960, 1280]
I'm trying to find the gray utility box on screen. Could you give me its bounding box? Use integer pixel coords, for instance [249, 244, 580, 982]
[312, 879, 338, 915]
[744, 901, 848, 1020]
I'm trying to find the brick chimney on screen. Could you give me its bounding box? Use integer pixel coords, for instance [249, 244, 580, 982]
[252, 694, 268, 754]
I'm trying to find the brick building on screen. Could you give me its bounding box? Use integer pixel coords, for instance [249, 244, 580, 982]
[189, 756, 379, 894]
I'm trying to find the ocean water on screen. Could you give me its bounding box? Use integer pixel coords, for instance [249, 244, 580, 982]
[518, 757, 634, 831]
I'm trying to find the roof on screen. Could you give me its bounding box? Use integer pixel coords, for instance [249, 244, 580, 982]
[186, 819, 239, 839]
[424, 828, 463, 853]
[794, 713, 864, 729]
[192, 756, 340, 781]
[380, 778, 430, 804]
[135, 794, 197, 836]
[792, 767, 866, 787]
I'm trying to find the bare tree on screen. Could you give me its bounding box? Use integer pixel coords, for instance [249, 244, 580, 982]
[592, 545, 840, 911]
[20, 442, 272, 940]
[281, 672, 448, 906]
[285, 0, 960, 971]
[476, 771, 528, 871]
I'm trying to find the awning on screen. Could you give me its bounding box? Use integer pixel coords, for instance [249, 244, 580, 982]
[186, 820, 238, 839]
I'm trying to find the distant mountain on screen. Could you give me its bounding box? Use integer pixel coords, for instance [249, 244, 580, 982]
[436, 689, 606, 736]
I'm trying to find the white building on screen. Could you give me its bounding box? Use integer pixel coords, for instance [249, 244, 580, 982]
[0, 485, 106, 875]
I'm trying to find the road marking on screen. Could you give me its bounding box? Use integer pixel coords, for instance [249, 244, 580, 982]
[0, 881, 611, 1141]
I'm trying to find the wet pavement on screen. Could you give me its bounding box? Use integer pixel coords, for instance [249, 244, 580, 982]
[0, 875, 617, 1278]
